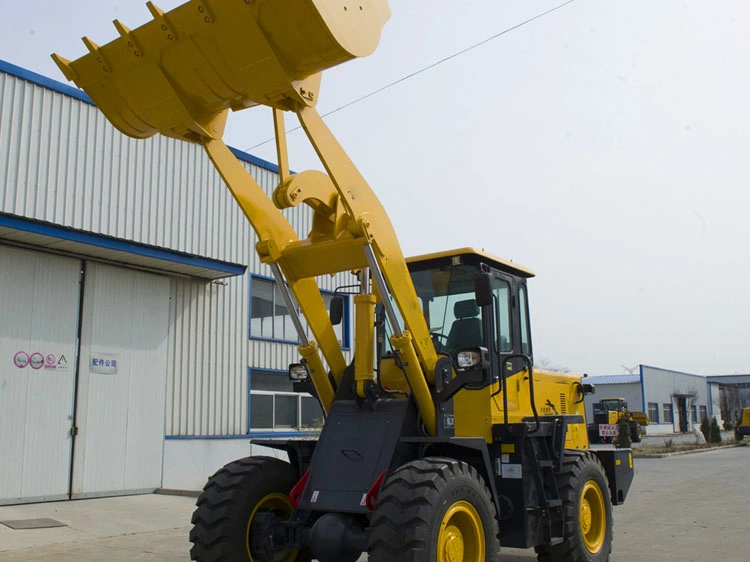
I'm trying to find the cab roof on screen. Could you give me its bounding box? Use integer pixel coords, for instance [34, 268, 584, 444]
[406, 247, 535, 278]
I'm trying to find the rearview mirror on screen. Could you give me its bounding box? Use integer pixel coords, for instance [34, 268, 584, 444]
[474, 273, 493, 307]
[329, 295, 345, 326]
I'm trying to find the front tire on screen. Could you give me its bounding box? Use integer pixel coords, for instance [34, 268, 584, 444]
[535, 452, 613, 562]
[190, 456, 309, 562]
[368, 457, 500, 562]
[630, 422, 642, 443]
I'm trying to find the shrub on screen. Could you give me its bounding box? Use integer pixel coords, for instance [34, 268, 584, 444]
[700, 416, 710, 442]
[615, 416, 632, 449]
[663, 438, 674, 448]
[709, 417, 722, 443]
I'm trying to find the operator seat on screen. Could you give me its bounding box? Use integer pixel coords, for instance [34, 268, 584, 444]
[446, 299, 482, 353]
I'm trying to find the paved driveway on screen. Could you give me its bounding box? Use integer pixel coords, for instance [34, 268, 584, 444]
[1, 446, 748, 561]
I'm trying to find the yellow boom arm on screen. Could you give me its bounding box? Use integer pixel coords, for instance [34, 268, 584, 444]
[53, 0, 438, 434]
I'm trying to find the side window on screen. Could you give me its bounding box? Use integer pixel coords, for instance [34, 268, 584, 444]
[519, 285, 531, 356]
[250, 277, 294, 341]
[492, 278, 513, 353]
[249, 369, 324, 431]
[648, 402, 660, 423]
[663, 403, 674, 423]
[250, 276, 350, 348]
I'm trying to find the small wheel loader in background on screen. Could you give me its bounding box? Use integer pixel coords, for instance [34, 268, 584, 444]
[588, 398, 648, 444]
[54, 1, 634, 561]
[736, 407, 750, 441]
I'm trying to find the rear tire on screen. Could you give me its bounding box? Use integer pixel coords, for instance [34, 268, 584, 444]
[190, 456, 310, 562]
[535, 452, 613, 562]
[368, 457, 500, 562]
[630, 422, 642, 443]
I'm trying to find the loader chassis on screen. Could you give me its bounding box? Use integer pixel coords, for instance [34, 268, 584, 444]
[54, 1, 634, 560]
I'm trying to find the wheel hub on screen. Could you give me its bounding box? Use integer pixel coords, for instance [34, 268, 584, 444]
[437, 500, 484, 562]
[579, 481, 606, 554]
[442, 525, 464, 562]
[580, 499, 592, 534]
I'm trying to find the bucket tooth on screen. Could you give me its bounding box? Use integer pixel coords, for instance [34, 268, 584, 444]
[113, 19, 143, 58]
[146, 1, 165, 18]
[113, 19, 130, 36]
[146, 1, 177, 40]
[81, 36, 100, 54]
[81, 36, 112, 72]
[50, 53, 77, 82]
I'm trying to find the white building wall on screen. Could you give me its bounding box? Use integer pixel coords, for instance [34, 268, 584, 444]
[640, 365, 709, 434]
[709, 382, 723, 427]
[167, 275, 249, 437]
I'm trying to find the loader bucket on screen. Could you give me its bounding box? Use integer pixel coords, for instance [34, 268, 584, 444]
[52, 0, 390, 143]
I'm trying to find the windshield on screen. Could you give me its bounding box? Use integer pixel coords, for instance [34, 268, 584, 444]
[600, 399, 626, 411]
[409, 264, 483, 354]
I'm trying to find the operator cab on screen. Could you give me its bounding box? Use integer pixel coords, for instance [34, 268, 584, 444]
[381, 248, 535, 391]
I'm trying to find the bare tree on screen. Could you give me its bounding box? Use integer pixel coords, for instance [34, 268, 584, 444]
[535, 357, 571, 373]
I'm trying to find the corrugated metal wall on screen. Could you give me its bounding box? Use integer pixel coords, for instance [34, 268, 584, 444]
[0, 70, 246, 263]
[1, 67, 355, 438]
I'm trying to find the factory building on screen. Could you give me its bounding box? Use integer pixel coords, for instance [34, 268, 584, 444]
[583, 365, 712, 435]
[0, 60, 353, 504]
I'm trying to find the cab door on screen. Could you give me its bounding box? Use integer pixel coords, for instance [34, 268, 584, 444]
[486, 274, 531, 415]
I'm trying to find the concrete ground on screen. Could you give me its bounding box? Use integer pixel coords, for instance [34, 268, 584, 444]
[1, 446, 748, 561]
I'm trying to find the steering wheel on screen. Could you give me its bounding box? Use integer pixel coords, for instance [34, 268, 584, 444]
[430, 332, 452, 353]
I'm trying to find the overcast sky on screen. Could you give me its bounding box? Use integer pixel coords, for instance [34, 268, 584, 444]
[2, 1, 749, 377]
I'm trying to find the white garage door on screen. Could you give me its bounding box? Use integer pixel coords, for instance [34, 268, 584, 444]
[0, 246, 81, 504]
[1, 247, 171, 504]
[71, 262, 170, 497]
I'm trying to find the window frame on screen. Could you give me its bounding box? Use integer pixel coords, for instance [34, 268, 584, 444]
[663, 403, 674, 424]
[491, 277, 514, 354]
[248, 368, 324, 433]
[648, 402, 659, 424]
[518, 284, 532, 357]
[249, 274, 351, 349]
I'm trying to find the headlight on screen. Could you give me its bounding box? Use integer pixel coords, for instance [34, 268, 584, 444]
[456, 347, 489, 369]
[289, 363, 309, 381]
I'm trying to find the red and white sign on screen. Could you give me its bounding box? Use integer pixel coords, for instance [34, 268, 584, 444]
[29, 352, 44, 370]
[598, 424, 618, 437]
[13, 351, 29, 369]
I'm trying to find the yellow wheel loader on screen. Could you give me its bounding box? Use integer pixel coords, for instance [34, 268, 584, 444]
[54, 2, 634, 561]
[588, 398, 648, 444]
[736, 407, 750, 441]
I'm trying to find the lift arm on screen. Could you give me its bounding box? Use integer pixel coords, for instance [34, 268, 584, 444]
[53, 0, 437, 434]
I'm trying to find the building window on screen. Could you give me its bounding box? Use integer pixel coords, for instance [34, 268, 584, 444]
[250, 276, 350, 348]
[648, 402, 659, 424]
[249, 370, 324, 431]
[691, 404, 697, 423]
[663, 403, 674, 424]
[699, 405, 708, 421]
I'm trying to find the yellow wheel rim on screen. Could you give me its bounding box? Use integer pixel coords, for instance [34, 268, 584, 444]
[437, 500, 485, 562]
[579, 481, 606, 554]
[245, 492, 298, 562]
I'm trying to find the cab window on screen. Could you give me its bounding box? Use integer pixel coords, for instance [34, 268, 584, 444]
[493, 278, 513, 353]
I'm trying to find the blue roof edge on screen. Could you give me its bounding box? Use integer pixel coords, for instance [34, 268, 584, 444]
[0, 58, 281, 175]
[0, 212, 247, 277]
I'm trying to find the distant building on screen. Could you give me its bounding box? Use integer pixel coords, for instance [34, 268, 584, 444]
[583, 365, 711, 435]
[706, 375, 750, 428]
